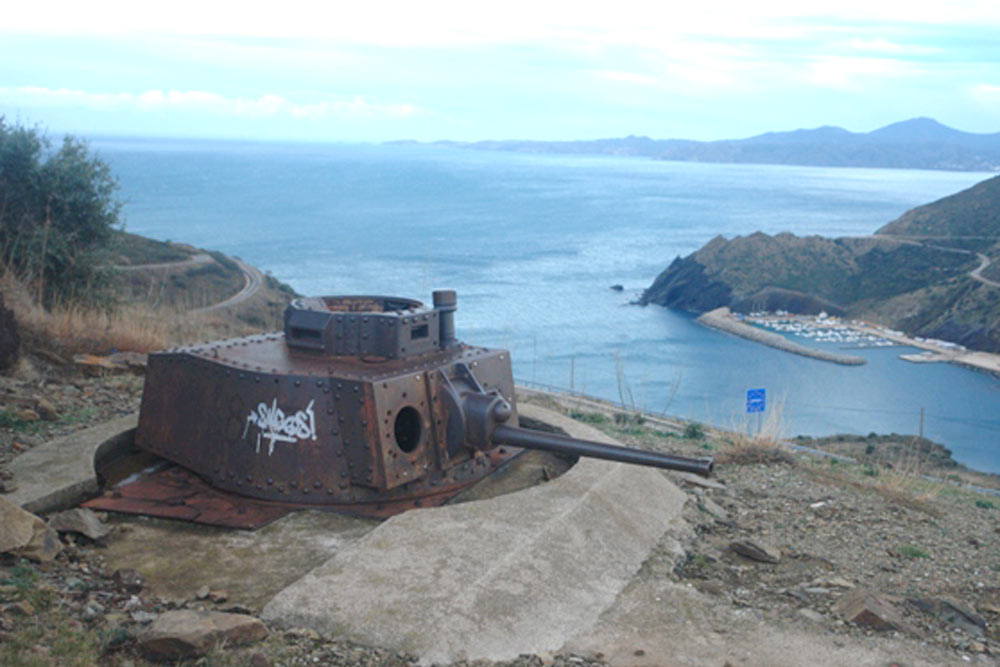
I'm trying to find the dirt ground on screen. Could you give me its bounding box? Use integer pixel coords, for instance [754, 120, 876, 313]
[2, 362, 999, 665]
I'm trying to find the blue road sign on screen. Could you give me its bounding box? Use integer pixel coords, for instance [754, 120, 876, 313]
[746, 388, 766, 414]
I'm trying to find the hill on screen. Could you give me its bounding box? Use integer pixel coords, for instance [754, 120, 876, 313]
[448, 118, 1000, 172]
[641, 175, 1000, 352]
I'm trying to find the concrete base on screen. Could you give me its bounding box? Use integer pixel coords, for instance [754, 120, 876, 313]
[101, 510, 377, 610]
[262, 404, 688, 665]
[2, 413, 138, 513]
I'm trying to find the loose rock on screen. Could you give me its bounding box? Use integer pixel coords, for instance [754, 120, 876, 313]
[140, 610, 268, 659]
[0, 496, 63, 562]
[112, 568, 146, 593]
[833, 589, 919, 635]
[34, 398, 59, 421]
[911, 597, 987, 637]
[729, 539, 781, 564]
[48, 508, 110, 541]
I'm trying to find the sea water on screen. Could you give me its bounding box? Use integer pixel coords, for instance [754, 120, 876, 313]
[91, 138, 1000, 472]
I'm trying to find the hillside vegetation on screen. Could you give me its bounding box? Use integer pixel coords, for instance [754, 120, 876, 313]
[641, 175, 1000, 352]
[0, 119, 297, 363]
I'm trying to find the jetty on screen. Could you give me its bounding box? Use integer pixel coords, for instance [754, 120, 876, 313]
[697, 307, 866, 365]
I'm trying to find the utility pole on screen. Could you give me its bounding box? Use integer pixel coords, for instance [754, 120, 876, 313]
[919, 407, 925, 439]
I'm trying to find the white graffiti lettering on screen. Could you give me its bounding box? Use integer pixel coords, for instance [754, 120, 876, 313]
[242, 398, 317, 456]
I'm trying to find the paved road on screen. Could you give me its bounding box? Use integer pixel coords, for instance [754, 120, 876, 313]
[115, 253, 213, 272]
[190, 258, 264, 314]
[873, 234, 1000, 288]
[116, 253, 265, 313]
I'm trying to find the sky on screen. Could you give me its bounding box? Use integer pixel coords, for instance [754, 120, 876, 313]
[2, 1, 999, 143]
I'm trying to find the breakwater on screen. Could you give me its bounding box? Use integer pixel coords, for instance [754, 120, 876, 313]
[696, 308, 866, 365]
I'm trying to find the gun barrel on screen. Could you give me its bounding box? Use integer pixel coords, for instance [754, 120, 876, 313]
[492, 425, 713, 476]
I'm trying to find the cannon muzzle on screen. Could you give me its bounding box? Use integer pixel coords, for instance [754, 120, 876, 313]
[492, 424, 714, 476]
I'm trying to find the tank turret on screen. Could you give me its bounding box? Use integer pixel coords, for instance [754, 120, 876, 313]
[128, 290, 711, 520]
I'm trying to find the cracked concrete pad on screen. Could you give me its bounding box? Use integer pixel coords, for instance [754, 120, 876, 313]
[262, 404, 687, 665]
[3, 413, 138, 513]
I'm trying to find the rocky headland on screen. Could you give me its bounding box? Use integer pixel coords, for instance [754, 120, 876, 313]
[640, 174, 1000, 354]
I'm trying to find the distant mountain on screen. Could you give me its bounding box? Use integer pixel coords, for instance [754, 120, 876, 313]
[641, 174, 1000, 352]
[449, 118, 1000, 172]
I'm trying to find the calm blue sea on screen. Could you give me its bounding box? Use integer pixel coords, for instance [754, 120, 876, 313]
[91, 137, 1000, 473]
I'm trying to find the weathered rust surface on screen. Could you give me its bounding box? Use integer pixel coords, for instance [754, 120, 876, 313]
[110, 290, 710, 526]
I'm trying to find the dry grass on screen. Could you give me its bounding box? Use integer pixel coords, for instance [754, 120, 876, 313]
[2, 271, 274, 358]
[716, 400, 794, 465]
[806, 438, 943, 516]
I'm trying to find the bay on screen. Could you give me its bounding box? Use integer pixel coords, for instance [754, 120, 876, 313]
[91, 138, 1000, 472]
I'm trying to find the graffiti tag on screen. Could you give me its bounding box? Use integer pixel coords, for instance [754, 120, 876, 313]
[242, 398, 317, 455]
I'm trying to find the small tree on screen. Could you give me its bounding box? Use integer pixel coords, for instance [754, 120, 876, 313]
[0, 118, 122, 306]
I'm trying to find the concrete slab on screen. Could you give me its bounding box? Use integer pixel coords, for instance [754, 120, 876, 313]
[2, 413, 138, 514]
[262, 404, 689, 665]
[100, 510, 377, 610]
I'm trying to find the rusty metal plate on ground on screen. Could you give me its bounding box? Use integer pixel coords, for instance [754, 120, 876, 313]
[83, 453, 520, 528]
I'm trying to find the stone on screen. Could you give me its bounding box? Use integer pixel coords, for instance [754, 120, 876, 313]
[48, 508, 110, 541]
[112, 568, 146, 593]
[798, 608, 825, 624]
[699, 497, 728, 521]
[832, 589, 919, 635]
[130, 610, 158, 624]
[730, 539, 781, 564]
[13, 409, 39, 422]
[676, 472, 727, 490]
[196, 585, 211, 600]
[817, 577, 853, 589]
[0, 496, 63, 562]
[208, 589, 229, 603]
[250, 653, 274, 667]
[34, 398, 59, 421]
[912, 597, 987, 637]
[8, 600, 36, 616]
[285, 627, 321, 641]
[140, 610, 268, 659]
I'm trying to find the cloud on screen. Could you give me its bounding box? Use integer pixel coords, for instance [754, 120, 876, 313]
[6, 1, 1000, 45]
[593, 70, 660, 86]
[806, 56, 920, 90]
[0, 86, 421, 120]
[971, 84, 1000, 104]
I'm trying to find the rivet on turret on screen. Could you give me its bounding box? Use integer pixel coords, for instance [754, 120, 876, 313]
[313, 481, 321, 488]
[267, 478, 274, 485]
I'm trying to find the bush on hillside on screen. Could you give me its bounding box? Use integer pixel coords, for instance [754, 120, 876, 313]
[0, 118, 122, 306]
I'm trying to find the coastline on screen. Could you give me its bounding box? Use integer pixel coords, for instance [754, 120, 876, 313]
[696, 307, 866, 365]
[749, 312, 1000, 378]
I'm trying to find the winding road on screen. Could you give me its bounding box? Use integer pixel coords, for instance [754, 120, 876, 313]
[873, 234, 1000, 288]
[116, 252, 264, 313]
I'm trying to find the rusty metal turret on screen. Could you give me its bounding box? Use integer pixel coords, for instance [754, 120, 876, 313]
[91, 290, 711, 526]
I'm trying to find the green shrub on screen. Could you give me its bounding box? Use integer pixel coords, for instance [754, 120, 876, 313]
[684, 422, 705, 440]
[898, 544, 930, 559]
